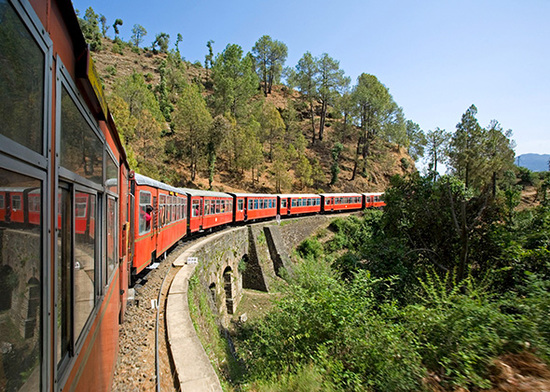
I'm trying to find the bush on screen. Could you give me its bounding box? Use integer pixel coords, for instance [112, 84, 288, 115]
[296, 238, 323, 260]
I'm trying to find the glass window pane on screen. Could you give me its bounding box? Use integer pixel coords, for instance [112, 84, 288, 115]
[106, 196, 117, 282]
[61, 87, 103, 183]
[74, 193, 96, 340]
[0, 0, 45, 154]
[106, 155, 118, 194]
[0, 168, 42, 389]
[139, 191, 152, 234]
[57, 187, 71, 366]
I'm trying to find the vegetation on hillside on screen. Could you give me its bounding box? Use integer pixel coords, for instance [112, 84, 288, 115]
[230, 142, 550, 391]
[77, 7, 428, 192]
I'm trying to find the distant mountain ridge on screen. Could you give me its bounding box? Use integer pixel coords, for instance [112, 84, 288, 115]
[516, 154, 549, 172]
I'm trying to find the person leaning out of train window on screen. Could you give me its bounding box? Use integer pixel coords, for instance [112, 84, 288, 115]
[143, 205, 153, 230]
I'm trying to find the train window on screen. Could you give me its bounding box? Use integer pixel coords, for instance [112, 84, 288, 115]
[139, 191, 152, 234]
[171, 197, 176, 222]
[0, 0, 45, 154]
[60, 87, 103, 184]
[106, 196, 117, 283]
[254, 199, 258, 210]
[205, 200, 210, 215]
[12, 194, 21, 210]
[0, 169, 42, 389]
[159, 195, 166, 226]
[192, 200, 200, 217]
[248, 199, 253, 210]
[0, 194, 4, 209]
[216, 200, 221, 214]
[182, 199, 187, 219]
[281, 199, 287, 208]
[238, 199, 243, 211]
[106, 154, 118, 195]
[209, 200, 215, 215]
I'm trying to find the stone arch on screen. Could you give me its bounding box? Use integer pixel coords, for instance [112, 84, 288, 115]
[223, 267, 233, 314]
[0, 265, 17, 312]
[208, 282, 216, 304]
[24, 277, 40, 339]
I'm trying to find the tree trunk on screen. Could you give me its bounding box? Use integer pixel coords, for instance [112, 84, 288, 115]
[319, 100, 327, 141]
[310, 102, 316, 145]
[350, 137, 361, 181]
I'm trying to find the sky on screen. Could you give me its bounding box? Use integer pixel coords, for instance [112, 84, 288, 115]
[72, 0, 550, 157]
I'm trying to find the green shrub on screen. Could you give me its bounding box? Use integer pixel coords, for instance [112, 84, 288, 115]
[296, 238, 323, 259]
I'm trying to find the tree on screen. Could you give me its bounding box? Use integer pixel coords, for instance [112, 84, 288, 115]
[172, 84, 213, 182]
[292, 52, 319, 144]
[112, 72, 165, 124]
[99, 14, 108, 36]
[406, 120, 427, 161]
[295, 155, 313, 189]
[112, 19, 123, 39]
[350, 73, 392, 180]
[252, 35, 288, 96]
[175, 33, 183, 54]
[210, 44, 258, 118]
[335, 91, 355, 142]
[207, 115, 230, 189]
[152, 32, 170, 53]
[425, 127, 449, 183]
[484, 120, 515, 196]
[317, 53, 349, 141]
[78, 7, 102, 51]
[330, 142, 344, 185]
[131, 24, 147, 48]
[259, 101, 285, 161]
[205, 40, 214, 70]
[272, 146, 292, 193]
[448, 105, 514, 193]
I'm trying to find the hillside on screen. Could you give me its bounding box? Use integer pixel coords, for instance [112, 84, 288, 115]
[91, 38, 415, 193]
[516, 154, 550, 172]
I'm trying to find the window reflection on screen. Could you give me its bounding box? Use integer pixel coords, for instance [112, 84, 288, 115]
[74, 193, 95, 341]
[106, 196, 117, 282]
[0, 168, 42, 391]
[60, 87, 103, 184]
[0, 0, 45, 154]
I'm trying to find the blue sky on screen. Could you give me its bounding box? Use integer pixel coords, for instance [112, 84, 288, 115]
[72, 0, 549, 157]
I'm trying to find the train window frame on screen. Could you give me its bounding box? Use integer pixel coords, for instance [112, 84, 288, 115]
[0, 155, 49, 392]
[238, 199, 243, 212]
[0, 0, 52, 169]
[138, 191, 152, 235]
[56, 61, 106, 192]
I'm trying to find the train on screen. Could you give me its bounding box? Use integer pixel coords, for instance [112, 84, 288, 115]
[0, 0, 384, 391]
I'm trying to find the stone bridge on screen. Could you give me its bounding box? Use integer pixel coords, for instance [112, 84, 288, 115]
[166, 215, 338, 391]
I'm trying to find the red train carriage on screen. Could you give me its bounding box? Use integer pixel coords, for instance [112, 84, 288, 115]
[181, 188, 233, 233]
[320, 193, 363, 213]
[130, 173, 187, 276]
[229, 193, 277, 222]
[363, 192, 385, 208]
[0, 0, 130, 390]
[278, 194, 321, 216]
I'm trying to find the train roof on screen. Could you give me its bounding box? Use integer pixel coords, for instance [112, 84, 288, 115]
[318, 193, 362, 197]
[362, 192, 384, 196]
[133, 173, 183, 195]
[277, 193, 320, 198]
[227, 193, 277, 198]
[178, 188, 232, 198]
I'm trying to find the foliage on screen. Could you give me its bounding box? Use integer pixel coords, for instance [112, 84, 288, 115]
[131, 24, 147, 47]
[210, 44, 258, 119]
[317, 53, 350, 141]
[171, 83, 213, 182]
[78, 7, 103, 51]
[252, 35, 288, 96]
